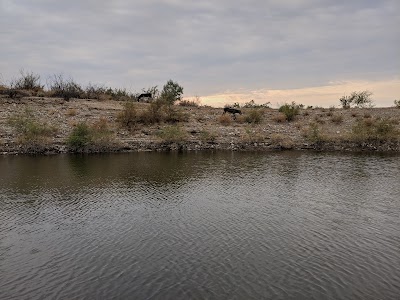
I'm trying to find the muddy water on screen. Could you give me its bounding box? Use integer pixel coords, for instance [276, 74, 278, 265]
[1, 151, 399, 299]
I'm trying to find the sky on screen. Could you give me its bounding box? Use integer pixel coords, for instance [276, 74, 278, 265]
[1, 0, 399, 107]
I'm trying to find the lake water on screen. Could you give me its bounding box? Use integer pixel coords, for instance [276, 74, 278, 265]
[0, 151, 399, 300]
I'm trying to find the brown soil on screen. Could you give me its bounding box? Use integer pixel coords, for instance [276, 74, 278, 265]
[1, 96, 399, 154]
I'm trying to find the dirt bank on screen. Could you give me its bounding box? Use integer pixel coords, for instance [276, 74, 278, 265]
[0, 96, 399, 155]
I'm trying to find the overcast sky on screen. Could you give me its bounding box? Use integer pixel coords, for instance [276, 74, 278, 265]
[1, 0, 399, 107]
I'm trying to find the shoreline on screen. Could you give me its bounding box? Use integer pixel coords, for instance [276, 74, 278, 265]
[1, 96, 399, 155]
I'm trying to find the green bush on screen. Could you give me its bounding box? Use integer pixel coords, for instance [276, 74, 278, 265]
[67, 122, 91, 149]
[278, 102, 300, 121]
[160, 80, 183, 106]
[117, 102, 138, 128]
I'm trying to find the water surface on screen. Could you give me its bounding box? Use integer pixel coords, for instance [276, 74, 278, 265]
[1, 151, 399, 299]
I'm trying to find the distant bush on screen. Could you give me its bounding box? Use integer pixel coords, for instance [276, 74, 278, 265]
[244, 109, 263, 124]
[67, 122, 91, 150]
[278, 102, 300, 121]
[179, 98, 200, 107]
[394, 99, 400, 108]
[242, 100, 270, 108]
[10, 70, 43, 91]
[339, 91, 374, 108]
[48, 74, 83, 101]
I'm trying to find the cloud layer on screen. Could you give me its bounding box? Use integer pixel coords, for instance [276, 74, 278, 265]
[1, 0, 399, 106]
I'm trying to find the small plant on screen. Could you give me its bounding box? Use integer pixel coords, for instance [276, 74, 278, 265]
[67, 122, 91, 150]
[270, 133, 294, 149]
[66, 108, 77, 116]
[117, 101, 138, 128]
[218, 114, 232, 125]
[394, 99, 400, 108]
[244, 109, 263, 124]
[242, 127, 265, 143]
[8, 109, 57, 147]
[331, 114, 343, 124]
[199, 130, 217, 143]
[278, 102, 300, 121]
[179, 96, 200, 107]
[273, 113, 287, 123]
[303, 122, 323, 142]
[158, 125, 187, 143]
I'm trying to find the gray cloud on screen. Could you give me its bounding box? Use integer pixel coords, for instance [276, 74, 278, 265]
[1, 0, 399, 96]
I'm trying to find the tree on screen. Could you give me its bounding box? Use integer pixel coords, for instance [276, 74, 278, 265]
[160, 80, 183, 105]
[339, 90, 374, 108]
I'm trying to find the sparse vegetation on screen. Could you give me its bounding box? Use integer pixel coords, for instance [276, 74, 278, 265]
[199, 130, 217, 143]
[218, 114, 232, 125]
[7, 109, 57, 148]
[10, 70, 43, 92]
[394, 100, 400, 108]
[331, 114, 343, 124]
[157, 125, 187, 143]
[67, 118, 116, 152]
[47, 74, 83, 101]
[179, 97, 200, 107]
[351, 118, 399, 142]
[242, 100, 270, 108]
[244, 109, 263, 124]
[278, 102, 301, 121]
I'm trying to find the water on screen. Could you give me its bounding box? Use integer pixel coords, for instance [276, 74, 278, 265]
[0, 151, 399, 300]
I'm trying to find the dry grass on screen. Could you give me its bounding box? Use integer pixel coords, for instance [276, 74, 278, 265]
[218, 114, 232, 125]
[273, 113, 287, 123]
[270, 133, 294, 149]
[331, 114, 343, 124]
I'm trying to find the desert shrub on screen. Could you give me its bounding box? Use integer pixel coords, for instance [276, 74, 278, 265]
[331, 114, 343, 124]
[339, 91, 374, 108]
[8, 109, 57, 145]
[66, 108, 77, 116]
[242, 127, 265, 143]
[67, 122, 91, 149]
[303, 123, 323, 142]
[242, 100, 271, 108]
[394, 100, 400, 108]
[273, 113, 287, 123]
[157, 125, 187, 142]
[67, 119, 116, 151]
[160, 80, 183, 105]
[199, 130, 217, 143]
[164, 106, 189, 123]
[245, 109, 263, 124]
[278, 102, 300, 121]
[351, 118, 398, 141]
[48, 74, 83, 100]
[218, 114, 232, 125]
[179, 96, 200, 107]
[10, 70, 43, 91]
[141, 99, 166, 124]
[117, 102, 138, 128]
[270, 133, 294, 149]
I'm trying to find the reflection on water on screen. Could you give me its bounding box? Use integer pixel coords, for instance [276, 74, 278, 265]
[1, 151, 400, 299]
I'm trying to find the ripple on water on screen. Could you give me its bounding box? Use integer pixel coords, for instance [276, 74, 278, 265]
[0, 152, 399, 299]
